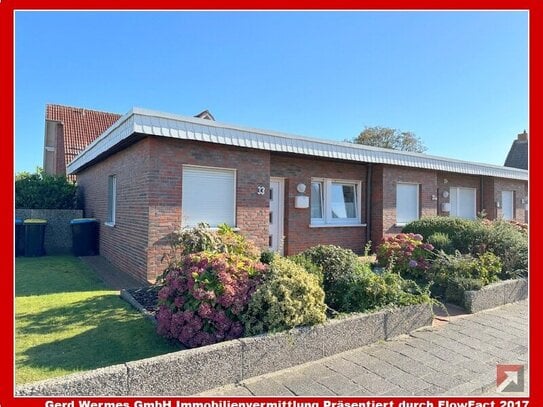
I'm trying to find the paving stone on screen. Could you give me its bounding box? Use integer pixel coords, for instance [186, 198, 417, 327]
[190, 300, 527, 397]
[386, 373, 433, 392]
[315, 373, 360, 395]
[421, 371, 466, 389]
[323, 357, 369, 379]
[199, 384, 254, 397]
[278, 375, 337, 396]
[243, 378, 295, 396]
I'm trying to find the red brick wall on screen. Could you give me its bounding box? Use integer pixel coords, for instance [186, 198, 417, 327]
[146, 138, 271, 280]
[76, 138, 152, 283]
[482, 177, 496, 219]
[491, 177, 528, 222]
[380, 166, 438, 237]
[270, 154, 368, 255]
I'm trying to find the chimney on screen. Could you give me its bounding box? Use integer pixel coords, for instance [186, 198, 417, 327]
[517, 130, 528, 141]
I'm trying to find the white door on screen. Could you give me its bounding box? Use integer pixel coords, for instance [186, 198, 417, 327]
[502, 191, 514, 220]
[269, 178, 285, 254]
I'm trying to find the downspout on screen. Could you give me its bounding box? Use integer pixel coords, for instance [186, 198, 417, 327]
[366, 164, 373, 244]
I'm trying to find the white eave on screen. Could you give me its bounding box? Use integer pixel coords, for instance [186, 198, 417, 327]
[67, 107, 529, 181]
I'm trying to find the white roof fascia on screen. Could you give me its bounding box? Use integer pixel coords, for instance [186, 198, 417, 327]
[67, 107, 528, 181]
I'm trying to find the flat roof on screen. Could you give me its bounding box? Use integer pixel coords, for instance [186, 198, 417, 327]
[67, 107, 528, 181]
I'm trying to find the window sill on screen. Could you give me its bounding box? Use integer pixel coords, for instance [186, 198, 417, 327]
[309, 223, 367, 228]
[104, 222, 116, 227]
[182, 226, 240, 232]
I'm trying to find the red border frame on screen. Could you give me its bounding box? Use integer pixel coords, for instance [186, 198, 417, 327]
[2, 2, 540, 405]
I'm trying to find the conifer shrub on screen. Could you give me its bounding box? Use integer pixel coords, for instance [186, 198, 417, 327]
[242, 256, 326, 335]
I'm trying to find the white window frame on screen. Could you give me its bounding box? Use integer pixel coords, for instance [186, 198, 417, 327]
[310, 178, 363, 227]
[395, 182, 420, 226]
[181, 164, 237, 228]
[449, 186, 477, 220]
[106, 175, 117, 227]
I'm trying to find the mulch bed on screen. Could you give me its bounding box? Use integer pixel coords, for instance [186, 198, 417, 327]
[125, 286, 162, 314]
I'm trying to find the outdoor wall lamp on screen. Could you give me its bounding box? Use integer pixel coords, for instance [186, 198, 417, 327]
[295, 183, 309, 208]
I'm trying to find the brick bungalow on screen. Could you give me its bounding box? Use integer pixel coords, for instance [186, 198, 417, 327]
[66, 107, 529, 283]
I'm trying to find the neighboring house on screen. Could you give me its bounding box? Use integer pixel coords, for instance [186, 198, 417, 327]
[43, 104, 122, 177]
[66, 107, 529, 283]
[43, 104, 215, 178]
[504, 130, 528, 170]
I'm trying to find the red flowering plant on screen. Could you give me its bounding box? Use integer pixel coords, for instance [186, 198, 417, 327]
[156, 252, 267, 348]
[376, 233, 434, 282]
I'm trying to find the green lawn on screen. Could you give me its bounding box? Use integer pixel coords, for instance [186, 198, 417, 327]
[15, 255, 179, 385]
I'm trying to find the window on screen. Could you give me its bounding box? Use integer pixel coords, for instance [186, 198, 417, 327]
[106, 175, 116, 225]
[310, 182, 323, 219]
[182, 165, 236, 227]
[502, 190, 514, 220]
[449, 187, 476, 220]
[396, 183, 419, 225]
[310, 179, 361, 225]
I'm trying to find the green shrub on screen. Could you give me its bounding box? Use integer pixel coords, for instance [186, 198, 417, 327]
[259, 250, 275, 265]
[15, 169, 79, 209]
[299, 245, 361, 310]
[242, 257, 326, 335]
[340, 268, 430, 313]
[216, 224, 261, 259]
[402, 217, 488, 254]
[428, 252, 501, 303]
[288, 254, 324, 285]
[427, 232, 454, 254]
[403, 216, 527, 278]
[484, 220, 528, 278]
[170, 223, 260, 258]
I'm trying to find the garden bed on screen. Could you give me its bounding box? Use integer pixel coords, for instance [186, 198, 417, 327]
[16, 302, 433, 396]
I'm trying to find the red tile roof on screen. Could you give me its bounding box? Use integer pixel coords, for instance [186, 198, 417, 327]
[46, 104, 122, 170]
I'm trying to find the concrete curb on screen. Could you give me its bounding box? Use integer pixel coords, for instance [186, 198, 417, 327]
[15, 303, 433, 396]
[464, 278, 527, 313]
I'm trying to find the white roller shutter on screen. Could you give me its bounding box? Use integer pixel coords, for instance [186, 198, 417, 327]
[450, 187, 476, 219]
[396, 183, 419, 224]
[182, 166, 236, 227]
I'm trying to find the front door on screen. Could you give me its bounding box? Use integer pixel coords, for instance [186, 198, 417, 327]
[269, 178, 285, 254]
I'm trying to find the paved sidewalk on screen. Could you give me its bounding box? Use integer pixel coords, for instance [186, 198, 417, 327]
[198, 301, 528, 397]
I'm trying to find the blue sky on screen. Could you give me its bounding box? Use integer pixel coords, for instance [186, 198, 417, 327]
[15, 11, 528, 173]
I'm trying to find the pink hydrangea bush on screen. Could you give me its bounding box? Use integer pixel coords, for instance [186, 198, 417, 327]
[156, 252, 267, 348]
[376, 233, 434, 278]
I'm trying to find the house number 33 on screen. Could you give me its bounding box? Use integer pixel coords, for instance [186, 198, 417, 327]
[257, 186, 266, 195]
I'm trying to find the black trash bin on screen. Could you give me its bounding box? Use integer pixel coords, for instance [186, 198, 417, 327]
[15, 218, 25, 256]
[71, 218, 99, 256]
[23, 219, 47, 257]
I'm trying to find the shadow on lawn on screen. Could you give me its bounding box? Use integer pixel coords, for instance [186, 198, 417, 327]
[18, 295, 180, 374]
[15, 256, 108, 296]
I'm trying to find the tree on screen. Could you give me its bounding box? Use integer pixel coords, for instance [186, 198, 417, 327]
[352, 126, 427, 153]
